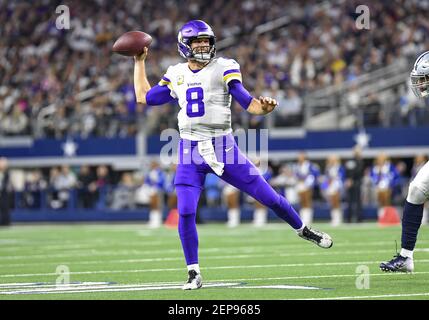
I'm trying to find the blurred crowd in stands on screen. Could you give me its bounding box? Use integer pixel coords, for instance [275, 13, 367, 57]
[3, 151, 428, 226]
[1, 0, 429, 138]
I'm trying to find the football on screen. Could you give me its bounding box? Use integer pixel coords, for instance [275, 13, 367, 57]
[112, 31, 152, 56]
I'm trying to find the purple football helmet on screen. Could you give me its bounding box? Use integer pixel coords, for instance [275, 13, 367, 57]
[177, 20, 216, 62]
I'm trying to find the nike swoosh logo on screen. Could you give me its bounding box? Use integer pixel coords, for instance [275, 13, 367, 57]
[225, 147, 233, 152]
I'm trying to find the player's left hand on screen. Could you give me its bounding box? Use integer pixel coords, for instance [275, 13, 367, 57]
[259, 96, 278, 114]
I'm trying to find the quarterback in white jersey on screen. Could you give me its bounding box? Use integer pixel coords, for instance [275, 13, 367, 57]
[134, 20, 333, 290]
[380, 51, 429, 273]
[161, 57, 241, 140]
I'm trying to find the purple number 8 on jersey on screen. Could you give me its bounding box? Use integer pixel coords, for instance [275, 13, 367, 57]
[186, 87, 205, 117]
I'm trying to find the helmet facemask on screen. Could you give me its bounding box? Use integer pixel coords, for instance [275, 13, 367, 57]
[189, 37, 216, 63]
[411, 73, 429, 98]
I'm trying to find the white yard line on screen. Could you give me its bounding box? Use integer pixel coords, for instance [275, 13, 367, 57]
[1, 240, 423, 260]
[0, 282, 239, 295]
[2, 260, 429, 278]
[0, 240, 169, 252]
[219, 270, 429, 282]
[4, 270, 425, 288]
[1, 270, 429, 296]
[0, 282, 113, 289]
[1, 248, 428, 268]
[0, 247, 223, 261]
[299, 292, 429, 300]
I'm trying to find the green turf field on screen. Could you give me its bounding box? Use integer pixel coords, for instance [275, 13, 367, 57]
[0, 222, 428, 300]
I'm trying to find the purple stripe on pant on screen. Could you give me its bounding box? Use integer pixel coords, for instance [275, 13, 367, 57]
[174, 133, 303, 265]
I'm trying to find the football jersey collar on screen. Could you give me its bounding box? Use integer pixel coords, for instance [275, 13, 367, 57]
[187, 58, 215, 74]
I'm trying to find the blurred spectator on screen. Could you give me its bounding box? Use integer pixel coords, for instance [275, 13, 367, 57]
[93, 165, 111, 209]
[146, 161, 165, 228]
[344, 145, 365, 222]
[273, 87, 303, 127]
[134, 175, 151, 209]
[363, 93, 382, 127]
[0, 158, 12, 226]
[361, 167, 377, 207]
[320, 155, 345, 226]
[111, 172, 136, 210]
[76, 165, 96, 208]
[271, 164, 298, 205]
[293, 152, 319, 225]
[392, 161, 409, 206]
[48, 167, 61, 209]
[49, 165, 77, 209]
[23, 169, 47, 209]
[1, 104, 29, 136]
[370, 153, 399, 218]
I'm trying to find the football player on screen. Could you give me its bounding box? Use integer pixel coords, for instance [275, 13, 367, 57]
[380, 51, 429, 272]
[134, 20, 333, 290]
[412, 155, 428, 224]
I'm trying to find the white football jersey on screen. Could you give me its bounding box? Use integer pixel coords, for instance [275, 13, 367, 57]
[158, 57, 242, 141]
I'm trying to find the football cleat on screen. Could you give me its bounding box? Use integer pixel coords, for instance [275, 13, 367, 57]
[380, 254, 414, 273]
[182, 270, 202, 290]
[298, 226, 333, 249]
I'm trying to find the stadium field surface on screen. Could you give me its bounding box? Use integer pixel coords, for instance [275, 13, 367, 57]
[0, 222, 428, 300]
